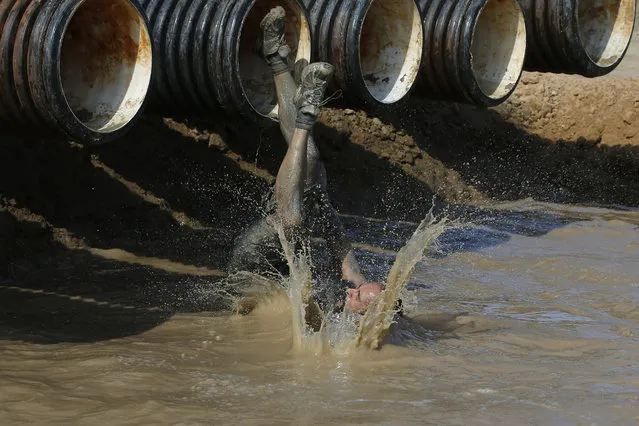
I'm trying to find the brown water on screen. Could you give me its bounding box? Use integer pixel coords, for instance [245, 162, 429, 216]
[1, 200, 639, 425]
[356, 213, 448, 350]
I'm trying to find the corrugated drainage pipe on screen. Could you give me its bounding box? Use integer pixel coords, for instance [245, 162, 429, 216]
[303, 0, 424, 106]
[415, 0, 527, 106]
[137, 0, 312, 121]
[519, 0, 636, 77]
[0, 0, 152, 144]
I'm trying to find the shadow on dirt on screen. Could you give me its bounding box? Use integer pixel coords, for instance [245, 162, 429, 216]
[375, 99, 639, 207]
[0, 250, 228, 344]
[1, 94, 636, 343]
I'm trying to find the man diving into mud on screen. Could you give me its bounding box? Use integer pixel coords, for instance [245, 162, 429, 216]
[227, 6, 382, 315]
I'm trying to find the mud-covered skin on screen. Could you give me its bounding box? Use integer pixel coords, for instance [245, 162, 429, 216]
[262, 8, 368, 289]
[227, 186, 352, 313]
[225, 8, 382, 313]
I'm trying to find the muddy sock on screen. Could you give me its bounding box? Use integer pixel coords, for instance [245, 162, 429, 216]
[268, 56, 290, 76]
[295, 112, 316, 130]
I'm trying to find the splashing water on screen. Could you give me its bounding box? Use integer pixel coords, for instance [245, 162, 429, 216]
[276, 226, 325, 352]
[276, 211, 448, 352]
[356, 212, 448, 349]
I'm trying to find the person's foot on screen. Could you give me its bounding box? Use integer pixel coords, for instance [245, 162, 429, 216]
[260, 6, 291, 73]
[294, 62, 334, 129]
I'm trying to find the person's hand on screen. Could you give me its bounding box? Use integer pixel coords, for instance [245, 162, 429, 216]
[345, 282, 383, 313]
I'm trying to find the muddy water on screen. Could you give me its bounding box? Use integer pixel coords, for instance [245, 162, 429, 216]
[1, 201, 639, 425]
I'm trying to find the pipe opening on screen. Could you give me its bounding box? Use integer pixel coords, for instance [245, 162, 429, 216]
[359, 0, 423, 104]
[240, 0, 311, 118]
[578, 0, 636, 67]
[60, 0, 152, 133]
[470, 0, 526, 100]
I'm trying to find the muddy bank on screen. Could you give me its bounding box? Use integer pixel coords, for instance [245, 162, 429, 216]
[497, 73, 639, 145]
[2, 73, 639, 283]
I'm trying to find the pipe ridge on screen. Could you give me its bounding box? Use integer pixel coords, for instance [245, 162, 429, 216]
[177, 0, 208, 109]
[546, 0, 575, 73]
[431, 0, 457, 98]
[206, 0, 237, 114]
[444, 0, 473, 102]
[305, 0, 330, 61]
[0, 0, 30, 124]
[517, 0, 541, 68]
[535, 0, 564, 71]
[329, 0, 358, 97]
[344, 0, 372, 103]
[164, 0, 194, 108]
[11, 0, 45, 125]
[315, 0, 341, 66]
[418, 0, 447, 98]
[0, 0, 18, 122]
[193, 0, 222, 110]
[26, 0, 61, 131]
[151, 1, 179, 106]
[140, 0, 163, 107]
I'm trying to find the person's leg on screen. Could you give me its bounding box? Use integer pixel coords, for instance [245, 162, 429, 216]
[273, 73, 297, 143]
[274, 63, 334, 235]
[273, 74, 327, 189]
[274, 127, 308, 231]
[228, 215, 287, 276]
[261, 7, 327, 189]
[305, 187, 367, 288]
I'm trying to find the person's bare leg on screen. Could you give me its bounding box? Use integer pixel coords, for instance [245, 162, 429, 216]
[261, 10, 364, 287]
[273, 62, 333, 231]
[273, 73, 297, 143]
[274, 72, 327, 189]
[274, 127, 308, 230]
[261, 7, 326, 189]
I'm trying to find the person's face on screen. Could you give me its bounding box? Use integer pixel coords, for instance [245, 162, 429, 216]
[345, 282, 383, 313]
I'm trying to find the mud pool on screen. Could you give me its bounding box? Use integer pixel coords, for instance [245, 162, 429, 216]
[1, 200, 638, 425]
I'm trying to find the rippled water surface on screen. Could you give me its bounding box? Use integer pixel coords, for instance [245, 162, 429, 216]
[1, 201, 638, 425]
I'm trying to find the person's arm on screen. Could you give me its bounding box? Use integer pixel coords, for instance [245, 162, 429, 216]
[312, 191, 368, 287]
[341, 249, 367, 287]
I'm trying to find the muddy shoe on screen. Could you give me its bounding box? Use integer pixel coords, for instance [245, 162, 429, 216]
[260, 6, 291, 74]
[294, 62, 334, 129]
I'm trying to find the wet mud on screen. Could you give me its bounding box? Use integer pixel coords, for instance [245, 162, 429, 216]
[1, 33, 639, 425]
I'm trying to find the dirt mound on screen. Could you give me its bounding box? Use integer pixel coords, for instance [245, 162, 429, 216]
[497, 73, 639, 146]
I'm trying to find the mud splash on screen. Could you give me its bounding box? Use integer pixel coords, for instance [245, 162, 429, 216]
[356, 212, 448, 349]
[1, 202, 639, 424]
[276, 211, 448, 353]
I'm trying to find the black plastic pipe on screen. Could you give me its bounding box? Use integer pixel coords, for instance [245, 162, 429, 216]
[303, 0, 424, 106]
[414, 0, 527, 106]
[137, 0, 312, 121]
[519, 0, 636, 77]
[0, 0, 152, 144]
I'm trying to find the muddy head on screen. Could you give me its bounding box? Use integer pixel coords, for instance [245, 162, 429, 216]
[345, 282, 384, 314]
